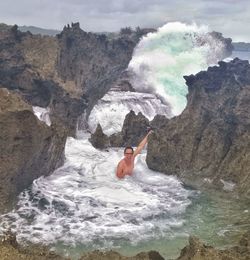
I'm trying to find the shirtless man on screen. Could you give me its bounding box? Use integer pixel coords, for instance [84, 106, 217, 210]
[116, 131, 152, 179]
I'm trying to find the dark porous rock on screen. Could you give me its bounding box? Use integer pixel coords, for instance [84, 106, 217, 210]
[0, 23, 141, 136]
[177, 232, 250, 260]
[89, 124, 110, 149]
[0, 23, 141, 212]
[109, 110, 150, 147]
[79, 249, 164, 260]
[109, 132, 124, 147]
[56, 23, 141, 115]
[111, 70, 136, 92]
[147, 58, 250, 197]
[0, 232, 68, 260]
[0, 88, 66, 213]
[0, 25, 87, 136]
[150, 114, 169, 130]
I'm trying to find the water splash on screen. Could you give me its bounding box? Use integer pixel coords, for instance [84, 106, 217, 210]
[88, 91, 170, 135]
[0, 135, 191, 249]
[129, 22, 226, 115]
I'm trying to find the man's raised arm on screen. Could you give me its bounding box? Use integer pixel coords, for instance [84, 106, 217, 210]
[133, 131, 152, 157]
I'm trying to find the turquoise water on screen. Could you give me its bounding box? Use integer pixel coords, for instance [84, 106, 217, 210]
[129, 22, 228, 116]
[1, 23, 249, 260]
[53, 188, 250, 259]
[112, 190, 250, 259]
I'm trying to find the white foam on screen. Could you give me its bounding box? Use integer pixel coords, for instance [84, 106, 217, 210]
[220, 179, 236, 192]
[88, 91, 170, 135]
[0, 135, 191, 248]
[32, 106, 51, 126]
[128, 22, 227, 116]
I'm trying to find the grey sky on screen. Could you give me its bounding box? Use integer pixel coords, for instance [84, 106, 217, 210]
[0, 0, 249, 41]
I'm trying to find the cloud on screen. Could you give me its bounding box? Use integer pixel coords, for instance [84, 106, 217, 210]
[0, 0, 249, 41]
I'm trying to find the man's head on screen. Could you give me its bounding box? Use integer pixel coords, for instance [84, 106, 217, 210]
[124, 146, 134, 158]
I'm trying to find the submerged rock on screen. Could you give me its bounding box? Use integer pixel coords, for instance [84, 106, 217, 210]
[147, 58, 250, 197]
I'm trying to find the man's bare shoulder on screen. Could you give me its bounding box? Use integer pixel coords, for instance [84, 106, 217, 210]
[117, 159, 125, 167]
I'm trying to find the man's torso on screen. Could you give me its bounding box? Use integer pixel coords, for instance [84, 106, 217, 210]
[120, 158, 134, 176]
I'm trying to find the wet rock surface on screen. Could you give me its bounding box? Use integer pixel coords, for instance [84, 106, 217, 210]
[1, 231, 250, 260]
[79, 250, 164, 260]
[147, 58, 250, 198]
[89, 110, 169, 149]
[177, 231, 250, 260]
[0, 233, 68, 260]
[89, 124, 110, 149]
[109, 110, 150, 147]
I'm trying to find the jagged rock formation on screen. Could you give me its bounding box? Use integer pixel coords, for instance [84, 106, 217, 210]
[0, 232, 165, 260]
[89, 111, 170, 149]
[89, 110, 150, 149]
[177, 231, 250, 260]
[109, 110, 150, 147]
[79, 250, 164, 260]
[110, 70, 136, 92]
[89, 124, 110, 149]
[0, 23, 142, 133]
[147, 58, 250, 197]
[56, 22, 141, 115]
[0, 232, 67, 260]
[1, 230, 249, 260]
[0, 24, 86, 135]
[0, 23, 142, 212]
[0, 88, 66, 212]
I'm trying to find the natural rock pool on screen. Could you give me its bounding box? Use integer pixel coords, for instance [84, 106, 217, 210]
[1, 135, 249, 259]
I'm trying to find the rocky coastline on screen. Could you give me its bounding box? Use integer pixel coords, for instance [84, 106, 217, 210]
[146, 58, 250, 198]
[1, 23, 249, 260]
[0, 23, 142, 212]
[90, 58, 250, 199]
[0, 230, 249, 260]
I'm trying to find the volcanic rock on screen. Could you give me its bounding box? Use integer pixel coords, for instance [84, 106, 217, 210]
[89, 124, 110, 149]
[0, 23, 141, 211]
[0, 232, 68, 260]
[0, 88, 66, 213]
[177, 231, 250, 260]
[109, 110, 150, 147]
[147, 58, 250, 197]
[56, 22, 141, 115]
[79, 250, 164, 260]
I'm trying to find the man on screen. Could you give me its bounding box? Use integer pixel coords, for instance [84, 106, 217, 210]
[116, 131, 153, 179]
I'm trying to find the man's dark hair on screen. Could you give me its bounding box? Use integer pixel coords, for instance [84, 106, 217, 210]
[124, 146, 134, 153]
